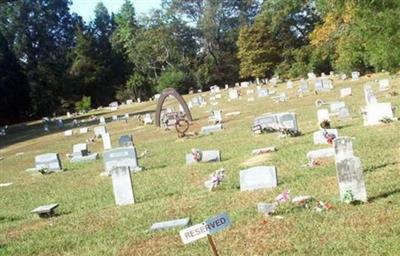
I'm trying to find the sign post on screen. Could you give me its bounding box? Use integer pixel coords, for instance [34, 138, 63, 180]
[179, 213, 231, 255]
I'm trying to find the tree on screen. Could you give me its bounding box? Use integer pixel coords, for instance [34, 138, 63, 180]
[0, 31, 30, 124]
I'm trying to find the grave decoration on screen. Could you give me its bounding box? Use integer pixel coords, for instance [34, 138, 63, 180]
[179, 213, 231, 256]
[31, 203, 59, 218]
[204, 168, 225, 191]
[251, 147, 277, 155]
[161, 111, 190, 137]
[313, 129, 338, 145]
[334, 137, 367, 203]
[186, 149, 221, 165]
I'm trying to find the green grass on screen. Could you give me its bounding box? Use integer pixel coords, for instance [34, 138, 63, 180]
[0, 73, 399, 255]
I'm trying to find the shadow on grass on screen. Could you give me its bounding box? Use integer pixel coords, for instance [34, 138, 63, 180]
[0, 109, 156, 149]
[364, 162, 399, 173]
[368, 188, 400, 203]
[335, 124, 353, 130]
[0, 215, 24, 223]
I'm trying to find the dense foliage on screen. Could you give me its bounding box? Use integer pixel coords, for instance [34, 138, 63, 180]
[0, 0, 399, 123]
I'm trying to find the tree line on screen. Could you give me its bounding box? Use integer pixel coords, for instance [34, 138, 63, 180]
[1, 0, 399, 124]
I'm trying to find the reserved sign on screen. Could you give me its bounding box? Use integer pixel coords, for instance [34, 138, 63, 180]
[179, 213, 230, 244]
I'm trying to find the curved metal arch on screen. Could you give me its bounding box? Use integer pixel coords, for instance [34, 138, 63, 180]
[155, 88, 193, 127]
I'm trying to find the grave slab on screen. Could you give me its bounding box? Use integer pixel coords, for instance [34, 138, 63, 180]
[111, 166, 135, 206]
[150, 217, 190, 231]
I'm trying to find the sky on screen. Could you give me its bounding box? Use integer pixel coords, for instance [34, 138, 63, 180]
[70, 0, 162, 22]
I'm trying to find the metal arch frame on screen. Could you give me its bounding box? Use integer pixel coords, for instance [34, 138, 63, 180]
[155, 88, 193, 127]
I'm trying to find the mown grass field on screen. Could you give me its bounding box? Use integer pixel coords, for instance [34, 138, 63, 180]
[1, 73, 399, 256]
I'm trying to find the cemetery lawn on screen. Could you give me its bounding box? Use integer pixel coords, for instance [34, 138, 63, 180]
[1, 73, 400, 256]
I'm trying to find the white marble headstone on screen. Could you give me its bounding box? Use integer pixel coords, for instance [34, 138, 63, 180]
[240, 166, 278, 192]
[102, 133, 112, 150]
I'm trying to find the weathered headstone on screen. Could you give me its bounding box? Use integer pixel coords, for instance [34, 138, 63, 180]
[35, 153, 63, 172]
[351, 71, 360, 80]
[99, 116, 106, 125]
[228, 89, 239, 100]
[330, 101, 346, 114]
[240, 166, 278, 192]
[276, 112, 299, 131]
[306, 148, 335, 163]
[334, 137, 367, 202]
[111, 166, 135, 206]
[364, 85, 378, 105]
[314, 79, 333, 92]
[287, 80, 293, 89]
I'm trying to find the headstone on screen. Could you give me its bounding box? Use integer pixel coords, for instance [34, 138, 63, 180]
[102, 133, 112, 150]
[240, 166, 278, 192]
[257, 203, 277, 214]
[364, 85, 378, 105]
[137, 98, 141, 103]
[338, 107, 350, 119]
[110, 166, 135, 206]
[201, 124, 223, 135]
[307, 72, 316, 80]
[126, 99, 133, 105]
[66, 112, 71, 118]
[150, 217, 190, 231]
[112, 115, 118, 121]
[79, 127, 88, 134]
[228, 89, 239, 100]
[270, 77, 278, 86]
[351, 71, 360, 80]
[287, 80, 293, 89]
[254, 113, 278, 130]
[35, 153, 63, 172]
[186, 150, 221, 165]
[299, 79, 309, 93]
[119, 134, 134, 147]
[64, 130, 73, 137]
[154, 94, 161, 101]
[313, 129, 338, 145]
[240, 81, 250, 88]
[379, 79, 390, 91]
[334, 137, 367, 202]
[94, 126, 107, 138]
[314, 79, 333, 92]
[99, 116, 106, 125]
[103, 146, 140, 174]
[306, 148, 335, 163]
[143, 114, 153, 125]
[330, 101, 346, 114]
[340, 88, 352, 98]
[73, 143, 88, 157]
[276, 112, 299, 131]
[257, 88, 269, 97]
[317, 109, 330, 124]
[31, 203, 59, 218]
[363, 103, 394, 126]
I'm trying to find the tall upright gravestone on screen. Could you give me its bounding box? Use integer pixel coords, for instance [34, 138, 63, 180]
[334, 137, 367, 202]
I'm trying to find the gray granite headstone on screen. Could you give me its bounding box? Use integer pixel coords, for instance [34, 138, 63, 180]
[240, 166, 278, 192]
[150, 217, 190, 231]
[334, 137, 367, 202]
[254, 114, 278, 129]
[119, 134, 134, 147]
[103, 146, 140, 174]
[35, 153, 63, 172]
[276, 112, 298, 131]
[111, 166, 135, 206]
